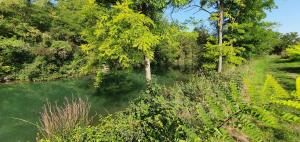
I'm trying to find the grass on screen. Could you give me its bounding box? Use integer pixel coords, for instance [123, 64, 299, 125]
[267, 57, 300, 90]
[240, 55, 300, 142]
[0, 70, 187, 141]
[241, 55, 300, 91]
[39, 98, 91, 139]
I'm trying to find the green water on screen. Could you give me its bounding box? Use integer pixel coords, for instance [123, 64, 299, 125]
[0, 72, 149, 142]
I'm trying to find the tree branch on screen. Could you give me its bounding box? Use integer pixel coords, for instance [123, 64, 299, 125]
[170, 7, 176, 22]
[187, 5, 212, 14]
[217, 109, 243, 129]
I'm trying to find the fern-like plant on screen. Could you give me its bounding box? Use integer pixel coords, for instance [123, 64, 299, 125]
[243, 75, 300, 126]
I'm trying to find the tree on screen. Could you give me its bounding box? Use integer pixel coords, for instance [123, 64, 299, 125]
[154, 21, 199, 72]
[226, 0, 279, 58]
[190, 0, 237, 72]
[0, 0, 94, 81]
[81, 1, 159, 86]
[0, 0, 48, 80]
[128, 0, 190, 83]
[228, 22, 280, 58]
[189, 0, 276, 72]
[81, 0, 192, 86]
[273, 32, 300, 54]
[226, 0, 277, 57]
[51, 0, 87, 43]
[200, 36, 244, 70]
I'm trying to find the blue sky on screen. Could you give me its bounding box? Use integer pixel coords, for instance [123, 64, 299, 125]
[164, 0, 300, 34]
[265, 0, 300, 34]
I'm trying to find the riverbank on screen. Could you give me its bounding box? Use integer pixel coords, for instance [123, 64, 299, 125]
[0, 70, 188, 141]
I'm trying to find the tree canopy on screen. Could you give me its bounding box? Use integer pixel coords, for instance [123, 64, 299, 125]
[0, 0, 295, 84]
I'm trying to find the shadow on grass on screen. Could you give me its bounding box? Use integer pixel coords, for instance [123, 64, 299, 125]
[274, 58, 300, 63]
[272, 75, 295, 91]
[278, 67, 300, 74]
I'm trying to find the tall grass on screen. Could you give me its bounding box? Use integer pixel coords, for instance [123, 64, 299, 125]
[38, 97, 91, 139]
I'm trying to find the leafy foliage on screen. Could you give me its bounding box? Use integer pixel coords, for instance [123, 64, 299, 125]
[200, 36, 245, 70]
[244, 74, 300, 127]
[0, 0, 101, 82]
[273, 32, 300, 54]
[227, 22, 280, 58]
[154, 22, 199, 72]
[81, 1, 160, 86]
[0, 36, 32, 81]
[286, 43, 300, 59]
[0, 0, 284, 82]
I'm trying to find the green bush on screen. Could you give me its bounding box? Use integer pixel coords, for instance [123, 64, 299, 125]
[0, 36, 32, 81]
[286, 43, 300, 59]
[17, 56, 46, 81]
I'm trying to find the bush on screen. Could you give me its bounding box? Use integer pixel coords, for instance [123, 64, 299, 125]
[17, 56, 46, 81]
[0, 36, 33, 81]
[48, 41, 73, 63]
[286, 43, 300, 59]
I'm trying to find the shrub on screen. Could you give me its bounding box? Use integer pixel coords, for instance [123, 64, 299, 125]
[243, 75, 300, 124]
[48, 41, 73, 62]
[0, 36, 32, 81]
[17, 56, 46, 81]
[286, 43, 300, 59]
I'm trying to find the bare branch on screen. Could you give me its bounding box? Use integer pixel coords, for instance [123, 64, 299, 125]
[170, 7, 176, 22]
[183, 5, 197, 13]
[188, 5, 212, 14]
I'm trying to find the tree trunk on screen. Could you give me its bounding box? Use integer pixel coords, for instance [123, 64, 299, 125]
[144, 56, 151, 85]
[217, 0, 224, 73]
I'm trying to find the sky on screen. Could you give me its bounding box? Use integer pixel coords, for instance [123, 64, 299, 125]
[164, 0, 300, 34]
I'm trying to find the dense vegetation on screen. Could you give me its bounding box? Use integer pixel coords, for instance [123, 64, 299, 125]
[39, 71, 300, 142]
[0, 0, 300, 141]
[2, 0, 296, 83]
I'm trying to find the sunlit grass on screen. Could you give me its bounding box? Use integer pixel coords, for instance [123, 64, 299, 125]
[240, 55, 300, 141]
[241, 55, 300, 91]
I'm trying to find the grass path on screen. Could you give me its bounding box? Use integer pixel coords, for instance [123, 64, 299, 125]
[239, 55, 300, 141]
[241, 55, 300, 91]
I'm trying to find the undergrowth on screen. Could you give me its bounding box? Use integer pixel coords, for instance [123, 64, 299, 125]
[39, 72, 300, 142]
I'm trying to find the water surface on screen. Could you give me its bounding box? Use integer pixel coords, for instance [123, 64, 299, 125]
[0, 73, 146, 141]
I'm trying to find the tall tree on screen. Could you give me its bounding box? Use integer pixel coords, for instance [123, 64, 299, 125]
[217, 0, 224, 73]
[130, 0, 190, 82]
[81, 1, 160, 86]
[81, 0, 191, 86]
[273, 32, 300, 54]
[188, 0, 232, 72]
[226, 0, 277, 57]
[190, 0, 275, 72]
[190, 0, 228, 72]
